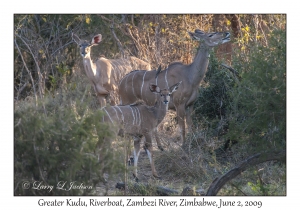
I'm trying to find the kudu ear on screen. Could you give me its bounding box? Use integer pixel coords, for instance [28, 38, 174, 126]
[72, 33, 81, 44]
[149, 84, 161, 93]
[169, 81, 182, 93]
[188, 31, 200, 41]
[195, 29, 205, 35]
[155, 65, 162, 79]
[91, 34, 102, 45]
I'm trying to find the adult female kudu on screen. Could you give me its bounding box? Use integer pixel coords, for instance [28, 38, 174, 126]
[118, 30, 231, 146]
[72, 33, 151, 107]
[101, 81, 181, 181]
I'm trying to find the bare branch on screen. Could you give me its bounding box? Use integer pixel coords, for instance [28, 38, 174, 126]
[15, 33, 45, 98]
[51, 41, 73, 56]
[16, 81, 29, 100]
[110, 24, 125, 58]
[14, 38, 38, 105]
[221, 63, 241, 80]
[98, 15, 113, 23]
[206, 149, 286, 196]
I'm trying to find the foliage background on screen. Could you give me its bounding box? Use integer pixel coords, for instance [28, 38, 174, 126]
[14, 14, 286, 195]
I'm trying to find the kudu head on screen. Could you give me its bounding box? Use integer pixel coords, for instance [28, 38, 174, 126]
[72, 33, 102, 58]
[188, 29, 231, 47]
[149, 81, 182, 105]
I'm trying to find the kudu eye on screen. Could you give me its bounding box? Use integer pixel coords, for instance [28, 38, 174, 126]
[160, 94, 163, 97]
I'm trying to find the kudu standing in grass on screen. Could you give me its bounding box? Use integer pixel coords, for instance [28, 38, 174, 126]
[101, 81, 181, 180]
[72, 33, 151, 107]
[118, 29, 231, 146]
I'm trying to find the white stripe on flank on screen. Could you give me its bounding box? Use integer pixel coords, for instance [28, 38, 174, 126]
[141, 71, 147, 100]
[103, 108, 114, 125]
[133, 106, 141, 126]
[132, 71, 138, 100]
[165, 68, 169, 89]
[115, 106, 125, 123]
[111, 107, 119, 122]
[129, 106, 136, 125]
[136, 107, 141, 126]
[133, 106, 139, 125]
[132, 106, 137, 125]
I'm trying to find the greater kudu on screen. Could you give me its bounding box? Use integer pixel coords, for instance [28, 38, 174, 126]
[118, 30, 231, 146]
[101, 82, 181, 180]
[72, 33, 151, 107]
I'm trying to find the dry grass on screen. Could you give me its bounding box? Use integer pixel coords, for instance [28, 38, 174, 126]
[101, 110, 286, 196]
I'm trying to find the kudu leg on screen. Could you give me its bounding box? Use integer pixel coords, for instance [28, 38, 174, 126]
[133, 137, 142, 182]
[185, 104, 194, 133]
[154, 128, 164, 151]
[177, 105, 186, 146]
[144, 133, 160, 178]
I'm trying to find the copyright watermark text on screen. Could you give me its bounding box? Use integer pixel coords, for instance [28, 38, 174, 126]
[21, 181, 93, 192]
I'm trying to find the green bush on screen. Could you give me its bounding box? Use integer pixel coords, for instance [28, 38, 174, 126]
[192, 29, 286, 155]
[226, 29, 286, 153]
[14, 80, 123, 195]
[193, 52, 236, 139]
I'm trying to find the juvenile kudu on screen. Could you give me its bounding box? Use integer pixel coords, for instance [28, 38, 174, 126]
[72, 33, 151, 107]
[118, 30, 231, 146]
[101, 81, 181, 180]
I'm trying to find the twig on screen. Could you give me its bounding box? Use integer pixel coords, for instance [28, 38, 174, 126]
[51, 41, 73, 56]
[98, 15, 113, 23]
[110, 24, 125, 58]
[15, 33, 45, 98]
[229, 182, 248, 196]
[14, 39, 38, 105]
[221, 63, 241, 80]
[16, 81, 29, 101]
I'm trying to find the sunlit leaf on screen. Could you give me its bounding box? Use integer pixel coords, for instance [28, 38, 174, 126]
[86, 17, 91, 24]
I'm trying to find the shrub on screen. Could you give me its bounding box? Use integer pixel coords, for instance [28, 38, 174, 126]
[14, 78, 123, 195]
[226, 29, 286, 154]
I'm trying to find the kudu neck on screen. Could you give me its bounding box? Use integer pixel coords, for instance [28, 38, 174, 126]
[83, 54, 97, 75]
[153, 100, 169, 125]
[189, 43, 211, 84]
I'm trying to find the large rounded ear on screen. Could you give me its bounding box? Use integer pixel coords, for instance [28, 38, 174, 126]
[72, 33, 81, 44]
[169, 81, 182, 93]
[91, 34, 102, 45]
[149, 84, 161, 93]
